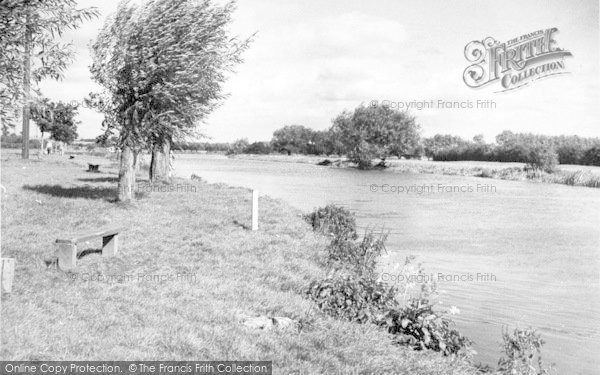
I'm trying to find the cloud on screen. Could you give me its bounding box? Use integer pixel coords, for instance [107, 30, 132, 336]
[17, 0, 599, 142]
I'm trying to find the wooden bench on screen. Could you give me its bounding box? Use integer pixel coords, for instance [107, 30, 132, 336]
[88, 164, 100, 172]
[56, 227, 120, 271]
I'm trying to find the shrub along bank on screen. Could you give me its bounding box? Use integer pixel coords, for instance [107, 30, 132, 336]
[304, 205, 554, 375]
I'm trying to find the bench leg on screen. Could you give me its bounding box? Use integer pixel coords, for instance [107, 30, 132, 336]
[57, 243, 77, 271]
[102, 234, 118, 257]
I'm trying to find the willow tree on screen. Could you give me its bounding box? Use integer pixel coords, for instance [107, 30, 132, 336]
[90, 0, 251, 200]
[331, 104, 421, 169]
[0, 0, 97, 157]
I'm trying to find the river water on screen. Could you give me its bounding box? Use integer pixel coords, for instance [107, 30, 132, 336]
[174, 154, 599, 374]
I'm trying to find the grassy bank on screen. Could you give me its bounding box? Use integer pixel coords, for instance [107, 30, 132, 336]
[0, 154, 476, 374]
[227, 153, 600, 188]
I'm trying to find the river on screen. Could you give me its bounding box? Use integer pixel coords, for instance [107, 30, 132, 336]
[174, 154, 600, 375]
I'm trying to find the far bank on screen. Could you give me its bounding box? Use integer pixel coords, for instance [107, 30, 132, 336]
[174, 152, 600, 188]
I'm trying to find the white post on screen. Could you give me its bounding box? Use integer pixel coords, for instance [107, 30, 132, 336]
[1, 258, 15, 293]
[252, 190, 259, 231]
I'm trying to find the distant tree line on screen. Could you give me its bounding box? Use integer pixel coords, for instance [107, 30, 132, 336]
[171, 103, 600, 170]
[427, 131, 600, 167]
[172, 127, 339, 156]
[0, 134, 42, 148]
[172, 141, 231, 153]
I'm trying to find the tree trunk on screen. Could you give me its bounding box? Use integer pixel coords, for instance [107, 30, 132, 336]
[149, 138, 171, 182]
[118, 145, 136, 202]
[21, 10, 32, 159]
[133, 151, 140, 174]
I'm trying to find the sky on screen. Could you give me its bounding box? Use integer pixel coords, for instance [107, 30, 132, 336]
[21, 0, 600, 142]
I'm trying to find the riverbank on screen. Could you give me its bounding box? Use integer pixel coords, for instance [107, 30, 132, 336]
[0, 154, 476, 374]
[226, 153, 600, 188]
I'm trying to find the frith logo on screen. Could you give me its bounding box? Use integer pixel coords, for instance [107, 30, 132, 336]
[463, 28, 573, 92]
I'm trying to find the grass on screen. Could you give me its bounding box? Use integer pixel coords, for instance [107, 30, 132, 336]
[0, 153, 477, 374]
[539, 169, 600, 188]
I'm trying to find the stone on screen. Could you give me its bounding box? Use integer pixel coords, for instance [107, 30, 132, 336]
[241, 315, 299, 333]
[272, 317, 299, 332]
[242, 316, 274, 330]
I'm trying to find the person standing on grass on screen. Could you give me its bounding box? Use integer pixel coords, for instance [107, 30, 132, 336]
[46, 140, 53, 154]
[57, 141, 64, 155]
[168, 149, 174, 178]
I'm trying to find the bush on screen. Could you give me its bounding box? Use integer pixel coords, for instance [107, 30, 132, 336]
[307, 255, 473, 357]
[379, 256, 473, 357]
[494, 144, 530, 163]
[326, 229, 387, 277]
[526, 146, 558, 173]
[306, 271, 398, 324]
[304, 205, 357, 240]
[226, 138, 249, 155]
[381, 300, 472, 356]
[497, 328, 553, 375]
[306, 204, 551, 367]
[306, 212, 472, 358]
[243, 141, 272, 154]
[433, 144, 492, 162]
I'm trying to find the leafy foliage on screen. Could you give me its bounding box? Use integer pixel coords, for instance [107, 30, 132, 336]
[173, 141, 231, 152]
[305, 206, 472, 358]
[424, 134, 471, 157]
[378, 256, 473, 357]
[525, 146, 558, 173]
[582, 145, 600, 166]
[226, 138, 250, 155]
[497, 328, 553, 375]
[243, 141, 272, 154]
[89, 0, 251, 198]
[382, 300, 472, 356]
[307, 253, 473, 357]
[30, 98, 79, 144]
[307, 271, 398, 324]
[29, 97, 54, 136]
[270, 125, 334, 155]
[0, 0, 98, 132]
[330, 104, 421, 169]
[305, 206, 554, 366]
[304, 205, 358, 240]
[90, 0, 252, 149]
[271, 125, 314, 155]
[326, 229, 387, 277]
[428, 131, 600, 168]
